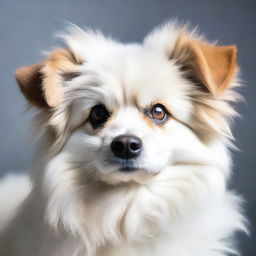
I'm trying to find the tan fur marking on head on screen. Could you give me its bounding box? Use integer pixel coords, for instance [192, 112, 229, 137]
[172, 33, 237, 96]
[141, 114, 156, 129]
[42, 48, 81, 107]
[15, 48, 82, 108]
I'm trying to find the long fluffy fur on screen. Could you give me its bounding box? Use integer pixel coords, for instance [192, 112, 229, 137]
[0, 21, 247, 256]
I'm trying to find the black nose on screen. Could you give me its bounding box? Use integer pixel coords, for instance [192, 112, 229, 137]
[111, 135, 142, 159]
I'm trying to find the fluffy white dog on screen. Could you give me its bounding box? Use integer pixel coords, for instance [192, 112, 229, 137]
[0, 22, 247, 256]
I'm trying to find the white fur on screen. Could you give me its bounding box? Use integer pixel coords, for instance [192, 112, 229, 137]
[0, 174, 31, 232]
[0, 22, 247, 256]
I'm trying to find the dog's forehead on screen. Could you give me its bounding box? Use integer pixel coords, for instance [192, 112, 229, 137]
[84, 44, 190, 108]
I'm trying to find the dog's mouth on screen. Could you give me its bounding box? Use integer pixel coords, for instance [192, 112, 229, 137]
[119, 166, 139, 172]
[94, 157, 160, 185]
[92, 152, 163, 185]
[105, 157, 146, 173]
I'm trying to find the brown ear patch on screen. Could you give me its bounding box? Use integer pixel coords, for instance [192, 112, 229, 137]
[15, 62, 47, 108]
[172, 33, 237, 96]
[15, 48, 82, 108]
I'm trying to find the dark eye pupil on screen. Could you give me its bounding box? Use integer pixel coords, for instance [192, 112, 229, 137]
[89, 104, 109, 128]
[93, 108, 105, 120]
[154, 107, 163, 115]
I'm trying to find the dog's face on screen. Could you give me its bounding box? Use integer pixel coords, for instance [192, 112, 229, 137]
[16, 24, 238, 185]
[62, 50, 194, 184]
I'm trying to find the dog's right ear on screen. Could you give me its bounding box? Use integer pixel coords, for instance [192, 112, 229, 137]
[15, 48, 82, 108]
[15, 62, 46, 108]
[170, 33, 237, 96]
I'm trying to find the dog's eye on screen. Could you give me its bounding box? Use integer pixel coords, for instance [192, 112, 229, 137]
[150, 104, 168, 123]
[89, 104, 110, 128]
[151, 105, 166, 120]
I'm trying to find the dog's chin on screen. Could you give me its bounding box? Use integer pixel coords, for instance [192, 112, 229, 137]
[94, 165, 160, 185]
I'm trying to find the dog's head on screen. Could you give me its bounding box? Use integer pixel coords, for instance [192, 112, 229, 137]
[15, 23, 238, 185]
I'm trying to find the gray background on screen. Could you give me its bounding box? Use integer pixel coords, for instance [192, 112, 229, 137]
[0, 0, 255, 254]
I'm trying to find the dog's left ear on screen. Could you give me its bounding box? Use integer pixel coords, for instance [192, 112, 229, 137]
[171, 33, 237, 96]
[15, 48, 82, 108]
